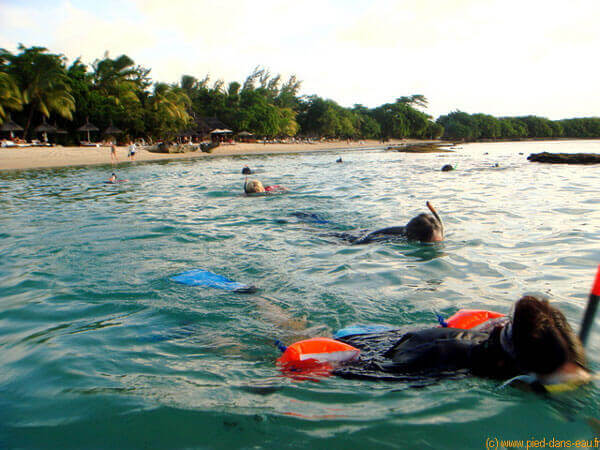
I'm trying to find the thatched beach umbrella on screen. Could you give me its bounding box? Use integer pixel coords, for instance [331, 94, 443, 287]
[77, 119, 100, 142]
[0, 117, 24, 139]
[34, 119, 57, 142]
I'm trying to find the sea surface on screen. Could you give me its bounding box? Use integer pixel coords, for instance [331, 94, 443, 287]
[1, 140, 599, 449]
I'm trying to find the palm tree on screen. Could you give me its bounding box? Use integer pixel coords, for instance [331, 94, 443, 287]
[3, 45, 75, 137]
[92, 53, 145, 106]
[146, 83, 191, 139]
[148, 83, 191, 122]
[0, 71, 23, 123]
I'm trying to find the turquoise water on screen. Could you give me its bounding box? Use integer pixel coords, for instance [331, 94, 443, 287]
[1, 140, 599, 449]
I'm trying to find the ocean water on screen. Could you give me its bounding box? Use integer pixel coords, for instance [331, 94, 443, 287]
[1, 140, 599, 449]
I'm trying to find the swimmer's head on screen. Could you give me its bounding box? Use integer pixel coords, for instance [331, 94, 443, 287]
[509, 296, 587, 377]
[244, 179, 265, 194]
[405, 202, 444, 242]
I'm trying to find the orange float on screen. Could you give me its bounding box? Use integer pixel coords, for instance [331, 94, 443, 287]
[277, 337, 360, 364]
[442, 309, 505, 329]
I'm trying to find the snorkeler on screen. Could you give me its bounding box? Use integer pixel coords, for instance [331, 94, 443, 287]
[244, 178, 287, 194]
[242, 166, 253, 174]
[108, 173, 117, 183]
[336, 201, 444, 244]
[278, 296, 591, 391]
[332, 296, 590, 389]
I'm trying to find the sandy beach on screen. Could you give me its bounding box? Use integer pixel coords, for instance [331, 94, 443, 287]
[0, 139, 430, 172]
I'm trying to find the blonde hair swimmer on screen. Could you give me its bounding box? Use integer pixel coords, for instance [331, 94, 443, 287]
[243, 178, 287, 195]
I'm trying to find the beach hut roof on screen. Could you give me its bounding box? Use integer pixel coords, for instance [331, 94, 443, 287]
[237, 131, 254, 136]
[34, 119, 57, 133]
[210, 128, 233, 134]
[0, 119, 24, 132]
[77, 121, 99, 132]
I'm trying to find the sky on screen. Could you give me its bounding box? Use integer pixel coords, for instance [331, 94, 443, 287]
[1, 0, 599, 120]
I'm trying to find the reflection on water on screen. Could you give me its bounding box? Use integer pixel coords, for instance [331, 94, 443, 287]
[1, 140, 599, 448]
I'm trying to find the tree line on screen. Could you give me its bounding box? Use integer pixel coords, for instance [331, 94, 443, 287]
[0, 45, 442, 144]
[1, 45, 598, 144]
[437, 112, 600, 140]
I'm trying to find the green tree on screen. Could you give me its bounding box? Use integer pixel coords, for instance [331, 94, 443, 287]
[2, 45, 75, 137]
[145, 82, 191, 139]
[0, 71, 23, 122]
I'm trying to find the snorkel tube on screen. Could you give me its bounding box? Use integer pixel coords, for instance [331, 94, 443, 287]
[579, 264, 600, 347]
[426, 201, 444, 239]
[243, 176, 249, 194]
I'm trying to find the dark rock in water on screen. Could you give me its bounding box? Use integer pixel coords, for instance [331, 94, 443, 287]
[441, 164, 454, 172]
[527, 152, 600, 164]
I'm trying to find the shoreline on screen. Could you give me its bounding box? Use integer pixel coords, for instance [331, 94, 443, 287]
[0, 139, 433, 172]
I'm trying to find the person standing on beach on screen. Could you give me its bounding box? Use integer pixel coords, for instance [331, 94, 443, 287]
[128, 141, 137, 161]
[110, 141, 118, 164]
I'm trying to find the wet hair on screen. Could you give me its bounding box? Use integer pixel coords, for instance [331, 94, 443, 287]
[242, 166, 252, 174]
[244, 179, 265, 194]
[404, 213, 443, 242]
[511, 296, 587, 374]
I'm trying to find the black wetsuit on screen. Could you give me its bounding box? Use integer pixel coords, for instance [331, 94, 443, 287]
[352, 227, 408, 244]
[328, 227, 408, 245]
[333, 326, 519, 382]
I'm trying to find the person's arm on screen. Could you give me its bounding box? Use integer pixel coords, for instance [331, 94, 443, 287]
[353, 226, 407, 244]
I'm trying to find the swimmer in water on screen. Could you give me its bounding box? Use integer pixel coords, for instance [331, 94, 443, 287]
[244, 179, 266, 194]
[336, 157, 343, 163]
[244, 178, 287, 194]
[338, 202, 444, 244]
[108, 173, 117, 183]
[242, 166, 253, 174]
[333, 296, 591, 389]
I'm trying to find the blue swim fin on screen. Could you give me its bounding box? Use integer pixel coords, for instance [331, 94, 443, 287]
[171, 269, 257, 293]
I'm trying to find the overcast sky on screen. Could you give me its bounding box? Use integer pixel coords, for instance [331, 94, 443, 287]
[1, 0, 599, 120]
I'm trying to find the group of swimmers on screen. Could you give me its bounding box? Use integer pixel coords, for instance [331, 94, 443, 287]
[240, 163, 593, 391]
